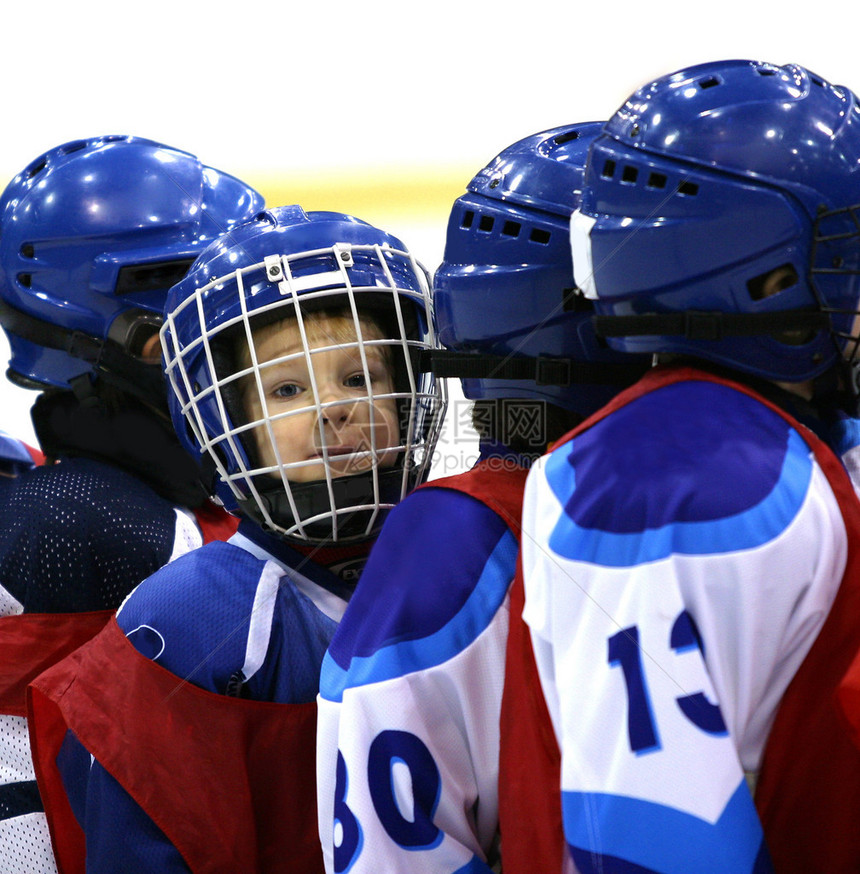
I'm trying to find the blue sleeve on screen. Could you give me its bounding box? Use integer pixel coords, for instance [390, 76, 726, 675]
[323, 485, 512, 691]
[57, 732, 190, 874]
[115, 541, 255, 689]
[118, 540, 337, 703]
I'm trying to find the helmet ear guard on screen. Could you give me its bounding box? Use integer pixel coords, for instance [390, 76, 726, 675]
[0, 296, 169, 412]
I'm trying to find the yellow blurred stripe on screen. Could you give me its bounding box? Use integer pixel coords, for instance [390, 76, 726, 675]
[242, 164, 474, 227]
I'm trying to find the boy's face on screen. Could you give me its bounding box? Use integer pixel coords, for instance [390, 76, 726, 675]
[238, 312, 400, 483]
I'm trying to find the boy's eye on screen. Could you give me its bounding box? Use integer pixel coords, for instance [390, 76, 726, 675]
[273, 383, 301, 399]
[345, 374, 368, 389]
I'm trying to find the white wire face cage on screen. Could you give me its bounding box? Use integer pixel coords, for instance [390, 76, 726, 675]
[162, 241, 447, 543]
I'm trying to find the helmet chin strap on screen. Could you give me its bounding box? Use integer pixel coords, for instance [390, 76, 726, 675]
[592, 310, 832, 341]
[86, 346, 172, 420]
[0, 297, 170, 415]
[237, 467, 408, 545]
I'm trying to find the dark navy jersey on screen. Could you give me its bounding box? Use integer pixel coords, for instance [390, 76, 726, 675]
[0, 456, 204, 874]
[0, 457, 200, 614]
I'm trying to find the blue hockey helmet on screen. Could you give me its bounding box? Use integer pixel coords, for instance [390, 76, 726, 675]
[571, 60, 860, 384]
[0, 135, 265, 405]
[161, 205, 446, 543]
[433, 121, 650, 417]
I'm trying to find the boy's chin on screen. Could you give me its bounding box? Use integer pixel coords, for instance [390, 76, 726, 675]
[281, 456, 398, 484]
[283, 461, 371, 484]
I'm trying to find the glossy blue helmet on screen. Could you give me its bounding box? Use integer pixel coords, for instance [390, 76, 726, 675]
[162, 205, 446, 543]
[433, 122, 650, 416]
[0, 135, 265, 406]
[571, 60, 860, 384]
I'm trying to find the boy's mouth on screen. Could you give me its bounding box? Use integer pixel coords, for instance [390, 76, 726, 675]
[313, 446, 358, 458]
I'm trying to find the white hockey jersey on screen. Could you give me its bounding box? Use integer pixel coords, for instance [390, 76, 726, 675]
[516, 366, 850, 873]
[317, 447, 529, 874]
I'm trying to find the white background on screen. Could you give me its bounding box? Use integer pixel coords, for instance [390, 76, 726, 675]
[2, 0, 856, 471]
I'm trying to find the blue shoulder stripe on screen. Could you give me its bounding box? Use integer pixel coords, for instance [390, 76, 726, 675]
[563, 780, 770, 874]
[547, 428, 812, 567]
[320, 528, 517, 703]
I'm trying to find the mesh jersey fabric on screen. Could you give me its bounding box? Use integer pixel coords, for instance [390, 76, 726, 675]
[0, 457, 195, 613]
[0, 455, 204, 874]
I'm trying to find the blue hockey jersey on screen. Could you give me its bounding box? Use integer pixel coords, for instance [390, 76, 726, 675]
[33, 519, 355, 873]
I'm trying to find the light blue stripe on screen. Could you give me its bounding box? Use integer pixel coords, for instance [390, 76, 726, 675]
[547, 429, 812, 567]
[563, 779, 766, 874]
[545, 435, 576, 507]
[320, 529, 517, 703]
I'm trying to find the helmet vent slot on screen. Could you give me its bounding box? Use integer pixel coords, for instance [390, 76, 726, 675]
[604, 161, 697, 198]
[478, 215, 495, 232]
[622, 166, 639, 184]
[115, 258, 196, 296]
[502, 221, 521, 238]
[553, 130, 581, 146]
[698, 76, 720, 89]
[20, 244, 34, 259]
[60, 141, 87, 156]
[461, 210, 474, 229]
[25, 159, 47, 180]
[529, 228, 551, 245]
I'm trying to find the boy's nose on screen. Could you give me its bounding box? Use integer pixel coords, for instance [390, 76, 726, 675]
[321, 406, 350, 426]
[318, 389, 354, 425]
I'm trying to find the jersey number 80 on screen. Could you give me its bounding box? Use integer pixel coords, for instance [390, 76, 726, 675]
[334, 730, 442, 872]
